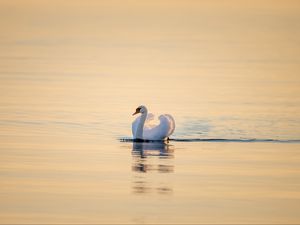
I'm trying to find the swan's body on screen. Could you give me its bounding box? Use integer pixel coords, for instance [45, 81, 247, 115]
[132, 105, 175, 141]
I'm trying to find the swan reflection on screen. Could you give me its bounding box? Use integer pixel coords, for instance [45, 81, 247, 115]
[131, 142, 174, 195]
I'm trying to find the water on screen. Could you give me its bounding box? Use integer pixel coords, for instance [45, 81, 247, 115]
[1, 1, 300, 223]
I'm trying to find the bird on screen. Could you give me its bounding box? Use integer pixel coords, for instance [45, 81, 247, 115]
[132, 105, 175, 141]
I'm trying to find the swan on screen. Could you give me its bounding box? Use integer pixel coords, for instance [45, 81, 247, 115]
[132, 105, 175, 141]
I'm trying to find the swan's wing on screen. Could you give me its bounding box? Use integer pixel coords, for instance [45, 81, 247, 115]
[132, 113, 155, 138]
[143, 114, 176, 140]
[163, 114, 176, 137]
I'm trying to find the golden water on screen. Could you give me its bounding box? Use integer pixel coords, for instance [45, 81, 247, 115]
[0, 1, 300, 223]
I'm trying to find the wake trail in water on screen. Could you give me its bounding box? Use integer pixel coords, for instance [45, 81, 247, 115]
[119, 138, 300, 143]
[170, 138, 300, 143]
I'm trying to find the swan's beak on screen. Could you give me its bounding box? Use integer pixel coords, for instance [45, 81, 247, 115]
[132, 108, 140, 116]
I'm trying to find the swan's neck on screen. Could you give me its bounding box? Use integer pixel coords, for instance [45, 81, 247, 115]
[136, 111, 147, 140]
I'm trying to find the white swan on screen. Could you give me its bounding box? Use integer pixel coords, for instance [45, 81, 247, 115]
[132, 105, 175, 141]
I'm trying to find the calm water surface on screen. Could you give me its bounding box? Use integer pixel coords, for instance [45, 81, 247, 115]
[0, 1, 300, 224]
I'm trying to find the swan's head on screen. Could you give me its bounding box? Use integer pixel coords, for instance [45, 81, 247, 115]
[132, 105, 147, 116]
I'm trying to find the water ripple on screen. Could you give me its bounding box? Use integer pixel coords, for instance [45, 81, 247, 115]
[120, 138, 300, 143]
